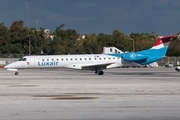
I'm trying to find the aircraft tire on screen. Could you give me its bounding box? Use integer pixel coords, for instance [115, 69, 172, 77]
[15, 72, 19, 75]
[98, 71, 104, 75]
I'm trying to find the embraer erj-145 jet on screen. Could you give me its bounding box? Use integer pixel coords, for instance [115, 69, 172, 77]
[4, 35, 176, 75]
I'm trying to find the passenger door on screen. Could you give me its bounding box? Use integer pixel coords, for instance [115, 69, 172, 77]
[29, 56, 35, 68]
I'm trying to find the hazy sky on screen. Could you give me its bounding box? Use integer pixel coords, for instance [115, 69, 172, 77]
[0, 0, 179, 35]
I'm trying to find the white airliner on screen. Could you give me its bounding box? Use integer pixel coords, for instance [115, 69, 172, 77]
[4, 35, 176, 75]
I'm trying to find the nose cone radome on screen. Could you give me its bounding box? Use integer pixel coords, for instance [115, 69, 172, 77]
[4, 62, 20, 69]
[4, 64, 12, 68]
[4, 64, 13, 69]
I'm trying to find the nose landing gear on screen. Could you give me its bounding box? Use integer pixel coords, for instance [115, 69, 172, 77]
[15, 72, 19, 75]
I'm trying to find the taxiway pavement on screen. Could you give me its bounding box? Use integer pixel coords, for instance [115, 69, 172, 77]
[0, 67, 180, 120]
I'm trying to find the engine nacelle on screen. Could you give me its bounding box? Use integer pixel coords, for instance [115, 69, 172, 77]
[123, 52, 148, 61]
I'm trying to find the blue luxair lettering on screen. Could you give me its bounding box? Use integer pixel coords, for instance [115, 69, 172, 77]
[38, 61, 59, 66]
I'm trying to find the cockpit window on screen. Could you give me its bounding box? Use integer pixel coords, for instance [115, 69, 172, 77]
[22, 58, 27, 61]
[19, 58, 27, 61]
[19, 58, 23, 61]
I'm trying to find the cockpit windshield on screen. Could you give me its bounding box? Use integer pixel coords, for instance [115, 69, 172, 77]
[19, 58, 23, 61]
[19, 58, 27, 61]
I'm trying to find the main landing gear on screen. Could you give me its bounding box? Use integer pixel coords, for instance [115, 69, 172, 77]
[15, 71, 19, 75]
[95, 71, 104, 75]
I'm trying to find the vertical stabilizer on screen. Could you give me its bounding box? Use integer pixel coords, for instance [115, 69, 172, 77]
[151, 35, 176, 49]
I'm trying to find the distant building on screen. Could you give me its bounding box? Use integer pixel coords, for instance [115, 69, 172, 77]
[102, 47, 124, 54]
[76, 35, 85, 41]
[44, 29, 50, 38]
[44, 29, 54, 40]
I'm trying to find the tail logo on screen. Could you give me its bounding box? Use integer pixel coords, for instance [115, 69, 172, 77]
[130, 53, 136, 59]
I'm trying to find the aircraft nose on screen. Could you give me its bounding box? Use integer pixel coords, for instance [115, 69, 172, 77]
[4, 64, 10, 69]
[4, 63, 16, 69]
[4, 61, 21, 69]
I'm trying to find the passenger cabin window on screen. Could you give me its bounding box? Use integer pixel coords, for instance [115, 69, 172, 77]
[47, 59, 49, 61]
[57, 59, 59, 61]
[80, 58, 82, 60]
[61, 59, 63, 61]
[42, 59, 44, 61]
[52, 59, 54, 61]
[85, 58, 87, 60]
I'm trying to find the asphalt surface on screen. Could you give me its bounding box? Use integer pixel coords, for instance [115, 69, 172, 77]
[0, 67, 180, 120]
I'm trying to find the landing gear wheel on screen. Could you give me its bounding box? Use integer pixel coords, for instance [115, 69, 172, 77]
[98, 71, 104, 75]
[95, 69, 104, 75]
[15, 72, 19, 75]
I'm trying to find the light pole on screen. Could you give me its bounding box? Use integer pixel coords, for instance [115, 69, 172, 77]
[28, 35, 30, 56]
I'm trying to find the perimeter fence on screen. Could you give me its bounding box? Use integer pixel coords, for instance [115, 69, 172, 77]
[158, 57, 180, 66]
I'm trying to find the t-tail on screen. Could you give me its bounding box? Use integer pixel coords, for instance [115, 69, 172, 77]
[121, 35, 176, 65]
[150, 35, 176, 55]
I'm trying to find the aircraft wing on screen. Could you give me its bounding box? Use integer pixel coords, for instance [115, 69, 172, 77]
[81, 62, 114, 71]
